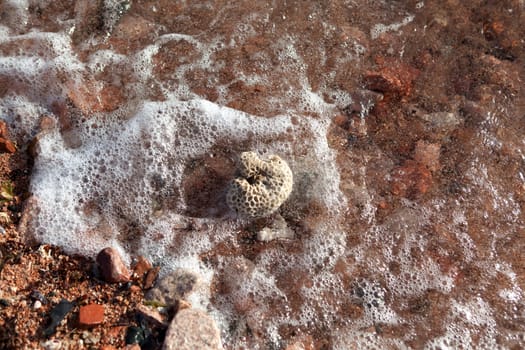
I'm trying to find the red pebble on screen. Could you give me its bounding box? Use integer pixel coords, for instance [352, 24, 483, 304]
[78, 303, 105, 327]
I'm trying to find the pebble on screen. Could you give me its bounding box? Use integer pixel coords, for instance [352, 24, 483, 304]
[0, 137, 16, 153]
[33, 300, 42, 309]
[125, 326, 147, 345]
[162, 309, 222, 350]
[78, 303, 105, 327]
[43, 299, 74, 336]
[257, 214, 294, 242]
[137, 304, 167, 327]
[96, 247, 131, 283]
[133, 255, 153, 278]
[40, 339, 62, 350]
[81, 330, 101, 344]
[0, 120, 7, 137]
[418, 111, 462, 130]
[390, 160, 432, 198]
[144, 266, 160, 289]
[413, 140, 441, 172]
[146, 270, 199, 307]
[30, 290, 47, 304]
[363, 60, 419, 98]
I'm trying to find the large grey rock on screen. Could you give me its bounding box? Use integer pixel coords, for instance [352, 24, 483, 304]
[162, 309, 222, 350]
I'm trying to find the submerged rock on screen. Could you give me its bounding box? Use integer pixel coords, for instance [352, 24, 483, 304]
[146, 269, 200, 307]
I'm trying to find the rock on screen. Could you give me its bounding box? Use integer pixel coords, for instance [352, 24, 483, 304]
[66, 79, 124, 114]
[257, 214, 294, 242]
[333, 114, 348, 128]
[0, 120, 7, 137]
[418, 111, 462, 131]
[30, 290, 47, 305]
[175, 299, 192, 312]
[125, 325, 149, 346]
[146, 270, 199, 307]
[0, 137, 16, 153]
[162, 309, 222, 350]
[43, 299, 74, 336]
[96, 247, 131, 283]
[40, 339, 62, 350]
[390, 160, 432, 198]
[33, 300, 42, 309]
[133, 255, 153, 279]
[144, 266, 160, 290]
[364, 59, 419, 99]
[81, 330, 101, 344]
[129, 285, 142, 293]
[136, 304, 168, 327]
[78, 303, 105, 327]
[413, 140, 441, 172]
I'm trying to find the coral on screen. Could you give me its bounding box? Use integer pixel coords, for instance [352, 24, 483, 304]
[227, 151, 293, 218]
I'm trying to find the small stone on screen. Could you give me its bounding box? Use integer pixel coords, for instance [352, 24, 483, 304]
[96, 247, 131, 283]
[66, 79, 123, 114]
[146, 270, 200, 307]
[0, 120, 7, 137]
[30, 290, 47, 304]
[162, 309, 222, 350]
[78, 303, 105, 327]
[129, 285, 142, 293]
[333, 114, 348, 127]
[43, 299, 74, 336]
[137, 304, 167, 327]
[390, 160, 432, 198]
[81, 330, 101, 344]
[413, 140, 441, 172]
[133, 256, 153, 279]
[175, 299, 192, 312]
[34, 300, 42, 309]
[418, 111, 462, 130]
[257, 214, 294, 242]
[364, 60, 419, 99]
[39, 115, 56, 131]
[144, 266, 160, 290]
[125, 326, 146, 345]
[0, 137, 16, 153]
[40, 339, 62, 350]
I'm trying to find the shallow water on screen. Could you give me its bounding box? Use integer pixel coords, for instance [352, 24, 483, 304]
[1, 1, 524, 349]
